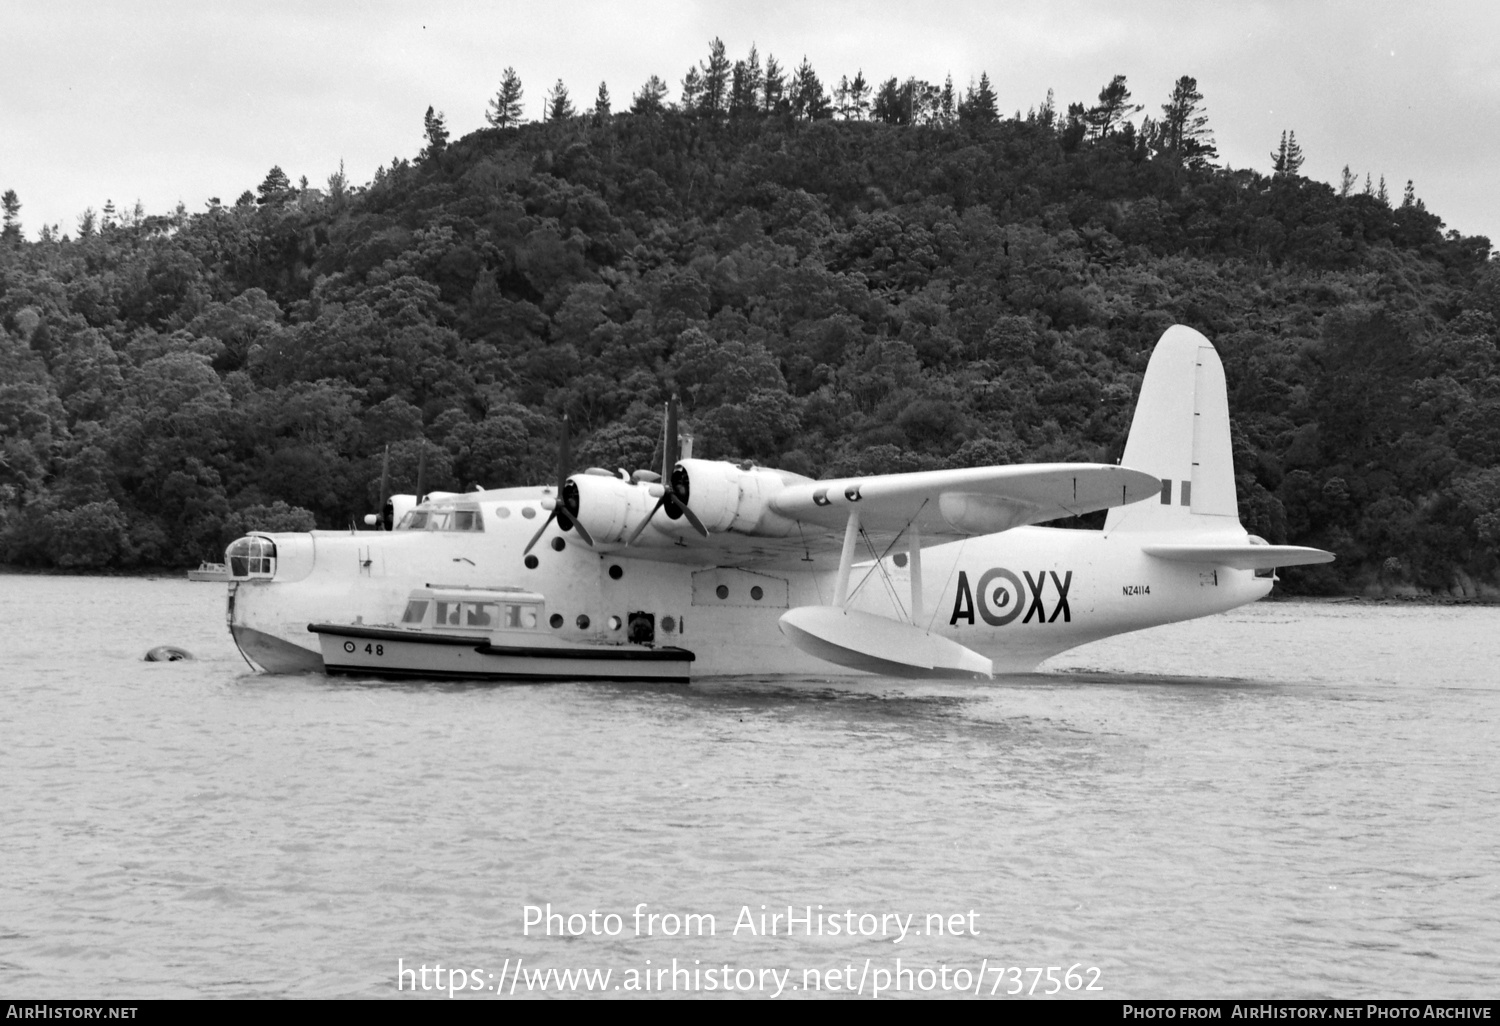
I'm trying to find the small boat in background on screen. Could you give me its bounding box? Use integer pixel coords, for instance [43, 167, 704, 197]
[187, 561, 231, 582]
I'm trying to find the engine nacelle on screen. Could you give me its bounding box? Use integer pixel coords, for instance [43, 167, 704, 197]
[389, 493, 417, 528]
[669, 459, 800, 537]
[567, 473, 655, 545]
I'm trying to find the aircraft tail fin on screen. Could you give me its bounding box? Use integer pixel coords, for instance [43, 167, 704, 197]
[1105, 325, 1241, 535]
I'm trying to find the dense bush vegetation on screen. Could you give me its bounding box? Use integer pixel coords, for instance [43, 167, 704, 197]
[2, 56, 1497, 595]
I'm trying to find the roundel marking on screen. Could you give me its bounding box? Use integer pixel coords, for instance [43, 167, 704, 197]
[976, 567, 1024, 626]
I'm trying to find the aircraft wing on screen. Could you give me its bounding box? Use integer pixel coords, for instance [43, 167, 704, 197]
[767, 463, 1162, 537]
[1142, 543, 1335, 570]
[580, 461, 1161, 570]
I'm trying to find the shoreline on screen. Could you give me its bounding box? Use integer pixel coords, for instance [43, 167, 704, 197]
[6, 564, 1497, 606]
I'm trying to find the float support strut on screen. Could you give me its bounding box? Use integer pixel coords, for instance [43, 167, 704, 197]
[908, 523, 924, 626]
[834, 509, 861, 608]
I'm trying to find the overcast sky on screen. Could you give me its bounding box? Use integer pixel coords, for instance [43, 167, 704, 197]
[5, 0, 1497, 248]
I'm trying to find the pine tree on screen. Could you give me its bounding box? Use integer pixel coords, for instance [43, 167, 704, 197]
[849, 70, 871, 120]
[873, 77, 903, 124]
[594, 81, 611, 119]
[729, 61, 754, 115]
[544, 79, 575, 122]
[762, 54, 786, 114]
[1402, 180, 1416, 207]
[1338, 165, 1356, 198]
[421, 106, 449, 159]
[939, 75, 956, 125]
[1284, 131, 1304, 176]
[740, 45, 764, 114]
[974, 72, 999, 123]
[1086, 74, 1139, 137]
[1, 189, 21, 243]
[327, 160, 348, 200]
[1158, 76, 1216, 168]
[1363, 173, 1373, 196]
[486, 67, 525, 128]
[680, 66, 703, 112]
[631, 75, 669, 115]
[77, 207, 97, 238]
[789, 57, 828, 119]
[102, 199, 116, 229]
[700, 37, 730, 115]
[1377, 175, 1389, 205]
[1038, 87, 1056, 130]
[834, 75, 851, 119]
[1270, 130, 1304, 177]
[257, 166, 292, 206]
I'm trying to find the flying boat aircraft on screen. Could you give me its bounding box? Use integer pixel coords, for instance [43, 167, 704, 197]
[223, 325, 1333, 681]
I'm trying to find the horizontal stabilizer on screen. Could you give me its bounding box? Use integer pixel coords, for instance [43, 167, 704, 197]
[1143, 543, 1335, 570]
[779, 606, 992, 680]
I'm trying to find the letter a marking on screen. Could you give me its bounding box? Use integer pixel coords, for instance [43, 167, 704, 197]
[1048, 571, 1072, 622]
[950, 571, 975, 625]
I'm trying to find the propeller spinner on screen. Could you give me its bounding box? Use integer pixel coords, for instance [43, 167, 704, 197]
[625, 395, 708, 545]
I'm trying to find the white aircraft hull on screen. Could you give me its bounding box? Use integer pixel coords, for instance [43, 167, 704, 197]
[226, 520, 1271, 678]
[221, 326, 1325, 681]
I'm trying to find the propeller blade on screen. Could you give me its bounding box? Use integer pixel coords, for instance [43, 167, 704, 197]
[673, 496, 709, 537]
[557, 414, 572, 488]
[625, 494, 668, 546]
[524, 510, 557, 555]
[377, 444, 390, 529]
[664, 395, 679, 471]
[570, 518, 594, 547]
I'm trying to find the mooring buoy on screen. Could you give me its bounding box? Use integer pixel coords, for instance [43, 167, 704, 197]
[144, 646, 194, 662]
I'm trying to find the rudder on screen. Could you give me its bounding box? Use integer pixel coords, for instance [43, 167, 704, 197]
[1105, 325, 1240, 534]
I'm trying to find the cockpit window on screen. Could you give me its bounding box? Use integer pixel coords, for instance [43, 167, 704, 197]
[401, 600, 429, 624]
[226, 536, 276, 579]
[396, 506, 484, 532]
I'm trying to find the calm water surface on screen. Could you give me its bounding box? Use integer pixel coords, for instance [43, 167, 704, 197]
[2, 575, 1496, 999]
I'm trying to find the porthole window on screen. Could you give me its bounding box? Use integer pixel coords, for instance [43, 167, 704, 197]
[661, 616, 676, 633]
[551, 537, 566, 552]
[524, 554, 539, 569]
[750, 586, 764, 601]
[521, 507, 537, 519]
[576, 614, 590, 630]
[715, 584, 729, 600]
[893, 552, 908, 568]
[496, 506, 511, 519]
[549, 613, 564, 629]
[608, 564, 623, 580]
[607, 615, 622, 631]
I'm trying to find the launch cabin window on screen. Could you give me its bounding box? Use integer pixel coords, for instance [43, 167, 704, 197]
[401, 600, 429, 624]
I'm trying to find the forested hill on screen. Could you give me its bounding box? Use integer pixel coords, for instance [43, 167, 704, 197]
[2, 85, 1498, 595]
